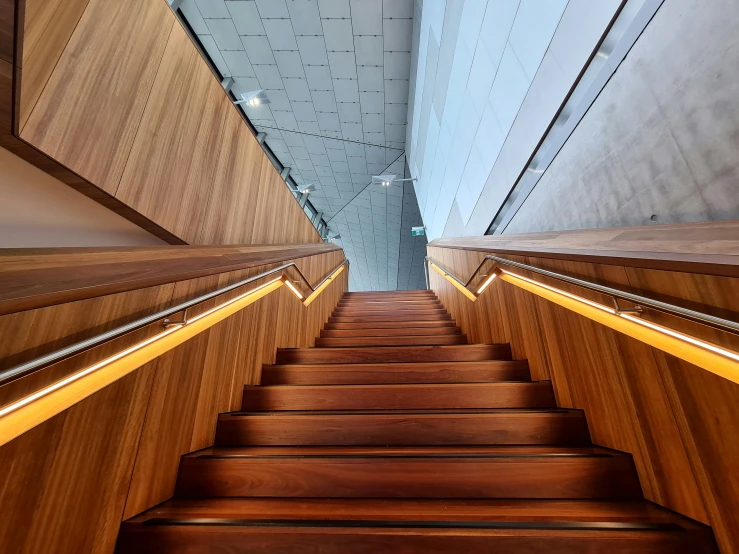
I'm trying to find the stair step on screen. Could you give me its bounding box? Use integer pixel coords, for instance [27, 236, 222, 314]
[315, 334, 468, 347]
[334, 306, 446, 313]
[325, 320, 458, 330]
[329, 314, 452, 323]
[174, 446, 641, 499]
[119, 496, 716, 554]
[344, 291, 435, 297]
[242, 383, 555, 411]
[260, 361, 531, 385]
[276, 344, 512, 364]
[320, 327, 462, 337]
[215, 408, 590, 446]
[337, 300, 442, 308]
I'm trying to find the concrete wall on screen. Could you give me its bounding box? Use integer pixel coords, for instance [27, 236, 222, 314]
[0, 147, 165, 247]
[506, 0, 739, 233]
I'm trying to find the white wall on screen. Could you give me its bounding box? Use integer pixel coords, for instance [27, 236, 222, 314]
[0, 147, 165, 247]
[406, 0, 622, 239]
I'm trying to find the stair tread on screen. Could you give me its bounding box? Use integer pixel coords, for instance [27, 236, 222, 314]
[126, 498, 701, 526]
[225, 407, 580, 415]
[186, 445, 615, 457]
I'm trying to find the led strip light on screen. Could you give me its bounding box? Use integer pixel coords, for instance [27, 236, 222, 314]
[429, 260, 739, 385]
[0, 261, 348, 447]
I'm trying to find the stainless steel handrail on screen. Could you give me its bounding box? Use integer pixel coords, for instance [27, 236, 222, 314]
[1, 259, 349, 385]
[426, 255, 739, 335]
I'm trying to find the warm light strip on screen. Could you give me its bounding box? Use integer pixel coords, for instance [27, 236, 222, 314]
[429, 261, 477, 302]
[303, 264, 345, 306]
[477, 273, 498, 295]
[0, 278, 284, 447]
[283, 279, 304, 300]
[499, 270, 739, 385]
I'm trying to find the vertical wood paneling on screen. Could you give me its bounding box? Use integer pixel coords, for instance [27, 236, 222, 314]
[19, 0, 90, 130]
[114, 22, 228, 243]
[0, 361, 156, 554]
[429, 242, 739, 552]
[0, 248, 346, 552]
[20, 0, 173, 191]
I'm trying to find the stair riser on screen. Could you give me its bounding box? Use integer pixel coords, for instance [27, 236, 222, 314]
[117, 527, 715, 554]
[215, 413, 590, 446]
[175, 457, 642, 499]
[260, 363, 531, 385]
[275, 345, 512, 364]
[320, 327, 461, 337]
[242, 383, 555, 411]
[329, 315, 452, 323]
[315, 335, 468, 347]
[337, 301, 442, 308]
[325, 321, 458, 330]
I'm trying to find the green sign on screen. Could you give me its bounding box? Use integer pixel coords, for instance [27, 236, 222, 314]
[411, 227, 425, 236]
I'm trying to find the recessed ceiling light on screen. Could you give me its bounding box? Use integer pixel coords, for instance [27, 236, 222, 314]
[298, 184, 316, 194]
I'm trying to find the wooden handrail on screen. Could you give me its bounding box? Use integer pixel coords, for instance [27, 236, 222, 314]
[429, 221, 739, 277]
[0, 243, 341, 315]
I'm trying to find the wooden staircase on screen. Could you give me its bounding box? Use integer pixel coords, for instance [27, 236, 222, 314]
[116, 291, 717, 553]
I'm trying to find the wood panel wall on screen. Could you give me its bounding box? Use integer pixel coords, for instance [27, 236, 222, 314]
[428, 225, 739, 554]
[7, 0, 321, 246]
[0, 246, 347, 553]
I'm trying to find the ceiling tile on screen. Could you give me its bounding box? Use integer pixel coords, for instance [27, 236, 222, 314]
[384, 78, 409, 103]
[195, 0, 230, 18]
[226, 1, 265, 35]
[318, 0, 351, 18]
[328, 149, 348, 162]
[357, 65, 384, 92]
[364, 131, 385, 145]
[354, 35, 383, 66]
[311, 90, 338, 112]
[344, 142, 364, 156]
[263, 19, 298, 50]
[274, 51, 306, 78]
[240, 35, 276, 64]
[287, 0, 324, 35]
[284, 78, 312, 101]
[383, 18, 413, 52]
[311, 153, 331, 167]
[253, 64, 284, 89]
[255, 0, 290, 18]
[350, 0, 382, 35]
[297, 36, 329, 65]
[322, 18, 354, 52]
[272, 110, 299, 131]
[302, 66, 331, 92]
[263, 88, 291, 110]
[384, 51, 411, 78]
[362, 112, 384, 132]
[317, 111, 342, 132]
[384, 102, 407, 123]
[359, 90, 384, 113]
[281, 131, 306, 147]
[205, 18, 244, 50]
[332, 79, 360, 103]
[298, 120, 322, 134]
[385, 123, 406, 142]
[328, 51, 358, 78]
[383, 0, 414, 18]
[222, 50, 255, 77]
[303, 134, 328, 154]
[337, 102, 361, 122]
[341, 121, 364, 141]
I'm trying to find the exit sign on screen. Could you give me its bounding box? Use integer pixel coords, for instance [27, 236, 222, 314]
[411, 226, 425, 236]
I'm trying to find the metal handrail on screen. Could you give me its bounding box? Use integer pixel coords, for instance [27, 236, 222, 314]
[1, 259, 349, 385]
[425, 255, 739, 336]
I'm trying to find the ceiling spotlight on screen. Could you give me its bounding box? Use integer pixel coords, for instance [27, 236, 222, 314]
[326, 233, 341, 242]
[298, 184, 316, 194]
[372, 174, 419, 187]
[234, 90, 270, 107]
